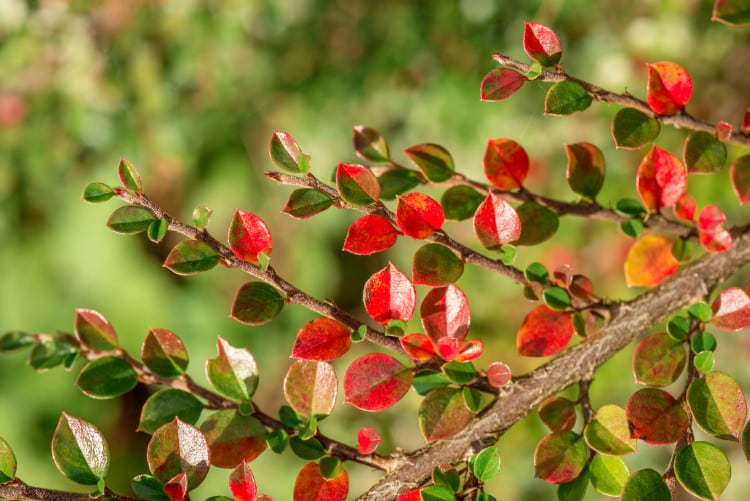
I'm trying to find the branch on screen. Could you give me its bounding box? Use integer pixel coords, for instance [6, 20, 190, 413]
[358, 227, 750, 499]
[0, 479, 138, 501]
[492, 53, 750, 148]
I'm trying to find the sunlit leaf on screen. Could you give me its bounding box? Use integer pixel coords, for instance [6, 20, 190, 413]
[396, 192, 445, 239]
[480, 68, 526, 101]
[517, 305, 574, 357]
[206, 337, 259, 402]
[420, 284, 470, 343]
[545, 81, 592, 115]
[483, 138, 528, 190]
[473, 193, 521, 250]
[192, 205, 213, 229]
[342, 215, 399, 255]
[674, 441, 730, 500]
[269, 131, 309, 173]
[51, 412, 109, 485]
[230, 282, 284, 326]
[471, 446, 501, 482]
[107, 205, 157, 234]
[343, 353, 412, 411]
[403, 143, 454, 182]
[147, 418, 210, 490]
[163, 240, 219, 275]
[632, 332, 686, 387]
[626, 388, 689, 445]
[75, 308, 118, 352]
[419, 387, 473, 442]
[683, 131, 727, 174]
[0, 437, 16, 484]
[293, 462, 348, 501]
[674, 193, 697, 221]
[200, 409, 267, 468]
[583, 404, 637, 455]
[357, 427, 381, 455]
[353, 125, 390, 163]
[624, 235, 679, 287]
[142, 328, 189, 378]
[228, 460, 257, 501]
[281, 189, 332, 219]
[636, 145, 687, 211]
[523, 22, 562, 66]
[336, 163, 380, 206]
[710, 287, 750, 331]
[284, 360, 337, 418]
[363, 263, 415, 325]
[621, 469, 670, 501]
[646, 62, 693, 115]
[400, 333, 436, 361]
[486, 361, 512, 388]
[163, 472, 187, 501]
[228, 210, 272, 263]
[534, 431, 588, 484]
[687, 372, 747, 440]
[699, 228, 732, 253]
[565, 142, 605, 199]
[292, 318, 352, 362]
[611, 108, 661, 149]
[589, 454, 629, 497]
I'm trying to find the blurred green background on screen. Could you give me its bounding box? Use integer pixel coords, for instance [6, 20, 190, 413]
[1, 0, 749, 499]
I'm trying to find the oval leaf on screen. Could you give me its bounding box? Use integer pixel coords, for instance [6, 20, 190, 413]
[646, 61, 693, 115]
[441, 185, 484, 221]
[539, 397, 577, 432]
[336, 163, 380, 206]
[107, 205, 157, 234]
[82, 182, 114, 203]
[403, 143, 454, 182]
[363, 263, 416, 325]
[621, 469, 670, 501]
[412, 243, 464, 286]
[200, 409, 267, 468]
[228, 210, 272, 263]
[632, 331, 686, 387]
[163, 240, 219, 275]
[400, 333, 437, 361]
[687, 372, 747, 440]
[282, 188, 332, 219]
[626, 387, 689, 445]
[534, 431, 588, 484]
[624, 235, 679, 287]
[589, 454, 629, 497]
[684, 131, 727, 174]
[229, 460, 257, 501]
[517, 305, 574, 357]
[545, 81, 592, 115]
[139, 388, 204, 434]
[711, 287, 750, 331]
[343, 353, 412, 411]
[483, 138, 529, 190]
[480, 68, 526, 101]
[674, 441, 730, 501]
[230, 282, 284, 326]
[292, 318, 352, 362]
[418, 387, 473, 442]
[583, 404, 637, 456]
[51, 412, 109, 485]
[284, 359, 338, 417]
[142, 328, 189, 377]
[293, 462, 348, 501]
[523, 22, 562, 66]
[514, 201, 559, 246]
[118, 158, 143, 192]
[353, 125, 390, 163]
[565, 142, 605, 199]
[396, 192, 444, 239]
[420, 284, 471, 342]
[206, 336, 259, 402]
[75, 308, 118, 352]
[269, 131, 309, 173]
[357, 426, 382, 455]
[473, 193, 521, 250]
[342, 215, 399, 255]
[636, 145, 687, 211]
[730, 154, 750, 204]
[147, 418, 210, 490]
[0, 437, 16, 484]
[76, 356, 138, 399]
[377, 168, 422, 200]
[611, 108, 661, 149]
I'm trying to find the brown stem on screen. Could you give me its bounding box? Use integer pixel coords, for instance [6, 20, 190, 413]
[578, 379, 595, 425]
[0, 479, 138, 501]
[492, 53, 750, 148]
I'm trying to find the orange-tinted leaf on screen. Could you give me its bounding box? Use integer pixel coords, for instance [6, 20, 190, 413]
[418, 387, 473, 442]
[436, 336, 459, 361]
[565, 142, 605, 199]
[486, 361, 512, 388]
[523, 22, 562, 66]
[636, 146, 687, 211]
[697, 205, 726, 233]
[343, 353, 412, 411]
[632, 332, 686, 387]
[539, 397, 577, 432]
[473, 193, 522, 250]
[293, 462, 348, 501]
[517, 305, 574, 357]
[356, 427, 381, 455]
[711, 287, 750, 331]
[534, 431, 588, 484]
[674, 193, 696, 221]
[730, 154, 750, 204]
[400, 333, 436, 361]
[480, 68, 526, 101]
[283, 360, 337, 418]
[699, 228, 732, 253]
[483, 138, 529, 190]
[626, 388, 689, 445]
[291, 318, 352, 362]
[420, 284, 471, 343]
[363, 263, 415, 325]
[228, 210, 272, 263]
[396, 192, 444, 239]
[336, 163, 380, 206]
[624, 235, 679, 287]
[745, 107, 750, 133]
[342, 215, 399, 255]
[200, 409, 267, 468]
[229, 460, 257, 501]
[164, 472, 187, 501]
[646, 62, 693, 115]
[454, 339, 483, 362]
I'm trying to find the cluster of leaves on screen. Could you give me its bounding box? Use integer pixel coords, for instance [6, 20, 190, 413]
[2, 2, 750, 500]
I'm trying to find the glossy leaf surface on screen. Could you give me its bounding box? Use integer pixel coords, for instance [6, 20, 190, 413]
[51, 412, 109, 485]
[147, 418, 210, 490]
[687, 372, 747, 440]
[483, 138, 528, 190]
[473, 193, 522, 250]
[163, 240, 219, 275]
[357, 427, 382, 455]
[710, 287, 750, 331]
[486, 361, 512, 388]
[82, 182, 114, 203]
[646, 62, 693, 115]
[480, 68, 526, 101]
[611, 108, 661, 149]
[75, 308, 118, 352]
[282, 189, 332, 219]
[396, 192, 444, 239]
[76, 356, 138, 399]
[420, 284, 471, 343]
[626, 388, 689, 444]
[142, 328, 189, 377]
[228, 210, 272, 263]
[636, 145, 687, 211]
[684, 131, 727, 174]
[118, 158, 143, 191]
[514, 202, 559, 246]
[342, 215, 399, 255]
[624, 235, 679, 287]
[699, 227, 732, 253]
[206, 337, 259, 402]
[632, 332, 686, 387]
[200, 409, 266, 468]
[336, 163, 380, 206]
[441, 185, 484, 221]
[139, 389, 204, 434]
[377, 168, 422, 199]
[230, 282, 284, 326]
[269, 131, 308, 173]
[589, 454, 628, 497]
[400, 333, 436, 361]
[517, 305, 574, 357]
[0, 438, 15, 484]
[292, 318, 352, 362]
[544, 81, 592, 115]
[107, 205, 157, 234]
[674, 441, 730, 500]
[403, 143, 454, 182]
[418, 387, 473, 442]
[583, 404, 637, 455]
[621, 469, 670, 501]
[293, 462, 348, 501]
[284, 360, 337, 417]
[471, 446, 501, 481]
[363, 263, 415, 325]
[534, 431, 588, 484]
[565, 142, 605, 199]
[730, 154, 750, 204]
[343, 353, 412, 411]
[228, 461, 257, 501]
[353, 125, 390, 163]
[523, 22, 562, 66]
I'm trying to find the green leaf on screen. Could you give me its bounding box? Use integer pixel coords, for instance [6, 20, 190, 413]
[688, 302, 712, 322]
[432, 465, 460, 492]
[319, 456, 342, 480]
[420, 485, 455, 501]
[266, 429, 288, 453]
[667, 315, 690, 341]
[462, 387, 485, 413]
[583, 404, 637, 456]
[412, 243, 464, 286]
[377, 168, 422, 200]
[712, 0, 750, 26]
[615, 198, 646, 217]
[694, 350, 715, 373]
[51, 412, 109, 485]
[525, 262, 549, 284]
[230, 282, 284, 326]
[0, 437, 16, 484]
[269, 131, 309, 173]
[558, 465, 589, 501]
[539, 397, 577, 432]
[29, 338, 78, 371]
[687, 372, 747, 440]
[192, 205, 213, 229]
[514, 201, 559, 246]
[565, 142, 605, 199]
[534, 431, 588, 484]
[611, 108, 661, 149]
[353, 125, 390, 163]
[412, 370, 451, 396]
[404, 143, 455, 182]
[419, 387, 473, 442]
[147, 419, 210, 490]
[471, 445, 501, 481]
[440, 185, 485, 221]
[683, 131, 727, 174]
[443, 361, 476, 385]
[620, 219, 643, 238]
[139, 389, 204, 434]
[289, 436, 325, 461]
[163, 240, 219, 275]
[76, 356, 138, 399]
[692, 332, 717, 353]
[147, 219, 168, 243]
[281, 189, 332, 219]
[0, 331, 33, 352]
[75, 308, 118, 352]
[544, 81, 592, 115]
[589, 454, 628, 497]
[621, 469, 670, 501]
[131, 474, 171, 501]
[336, 163, 380, 206]
[499, 244, 516, 265]
[206, 336, 259, 401]
[674, 441, 730, 500]
[543, 287, 571, 310]
[351, 325, 367, 343]
[200, 409, 267, 468]
[118, 158, 143, 191]
[82, 182, 114, 203]
[632, 331, 686, 387]
[107, 205, 157, 234]
[141, 328, 189, 377]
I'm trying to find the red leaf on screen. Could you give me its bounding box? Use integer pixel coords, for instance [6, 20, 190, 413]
[228, 209, 272, 262]
[363, 263, 416, 325]
[480, 68, 526, 101]
[336, 163, 381, 206]
[473, 193, 522, 250]
[396, 192, 444, 239]
[624, 235, 679, 287]
[164, 472, 188, 501]
[291, 318, 352, 362]
[626, 388, 689, 445]
[342, 215, 399, 255]
[436, 336, 459, 361]
[229, 460, 257, 501]
[646, 62, 693, 115]
[716, 121, 733, 142]
[486, 361, 512, 388]
[483, 138, 529, 190]
[697, 205, 727, 235]
[399, 333, 436, 361]
[730, 154, 750, 204]
[674, 193, 696, 221]
[283, 360, 337, 418]
[711, 287, 750, 331]
[534, 431, 588, 484]
[745, 108, 750, 133]
[293, 462, 348, 501]
[516, 305, 574, 357]
[699, 228, 732, 253]
[420, 284, 471, 343]
[636, 146, 687, 211]
[454, 339, 483, 362]
[356, 427, 381, 455]
[343, 353, 412, 411]
[396, 489, 421, 501]
[523, 22, 563, 66]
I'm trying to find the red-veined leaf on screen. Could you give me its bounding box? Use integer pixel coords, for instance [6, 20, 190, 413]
[636, 145, 687, 211]
[730, 154, 750, 204]
[396, 192, 444, 239]
[400, 333, 436, 361]
[283, 360, 337, 418]
[418, 387, 473, 442]
[534, 431, 588, 484]
[293, 462, 348, 501]
[356, 427, 381, 455]
[291, 318, 352, 361]
[228, 209, 272, 262]
[674, 193, 696, 221]
[646, 62, 693, 115]
[626, 388, 689, 445]
[363, 263, 416, 325]
[483, 138, 529, 190]
[336, 163, 380, 206]
[699, 228, 732, 253]
[697, 205, 726, 233]
[486, 361, 512, 388]
[711, 287, 750, 331]
[624, 235, 679, 287]
[342, 215, 399, 255]
[343, 353, 412, 411]
[565, 142, 605, 199]
[229, 460, 257, 501]
[523, 22, 562, 66]
[473, 193, 521, 250]
[516, 305, 574, 357]
[420, 284, 470, 343]
[480, 68, 526, 101]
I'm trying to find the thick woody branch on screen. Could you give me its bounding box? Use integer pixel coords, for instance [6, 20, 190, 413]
[358, 228, 750, 499]
[0, 480, 138, 501]
[492, 53, 750, 148]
